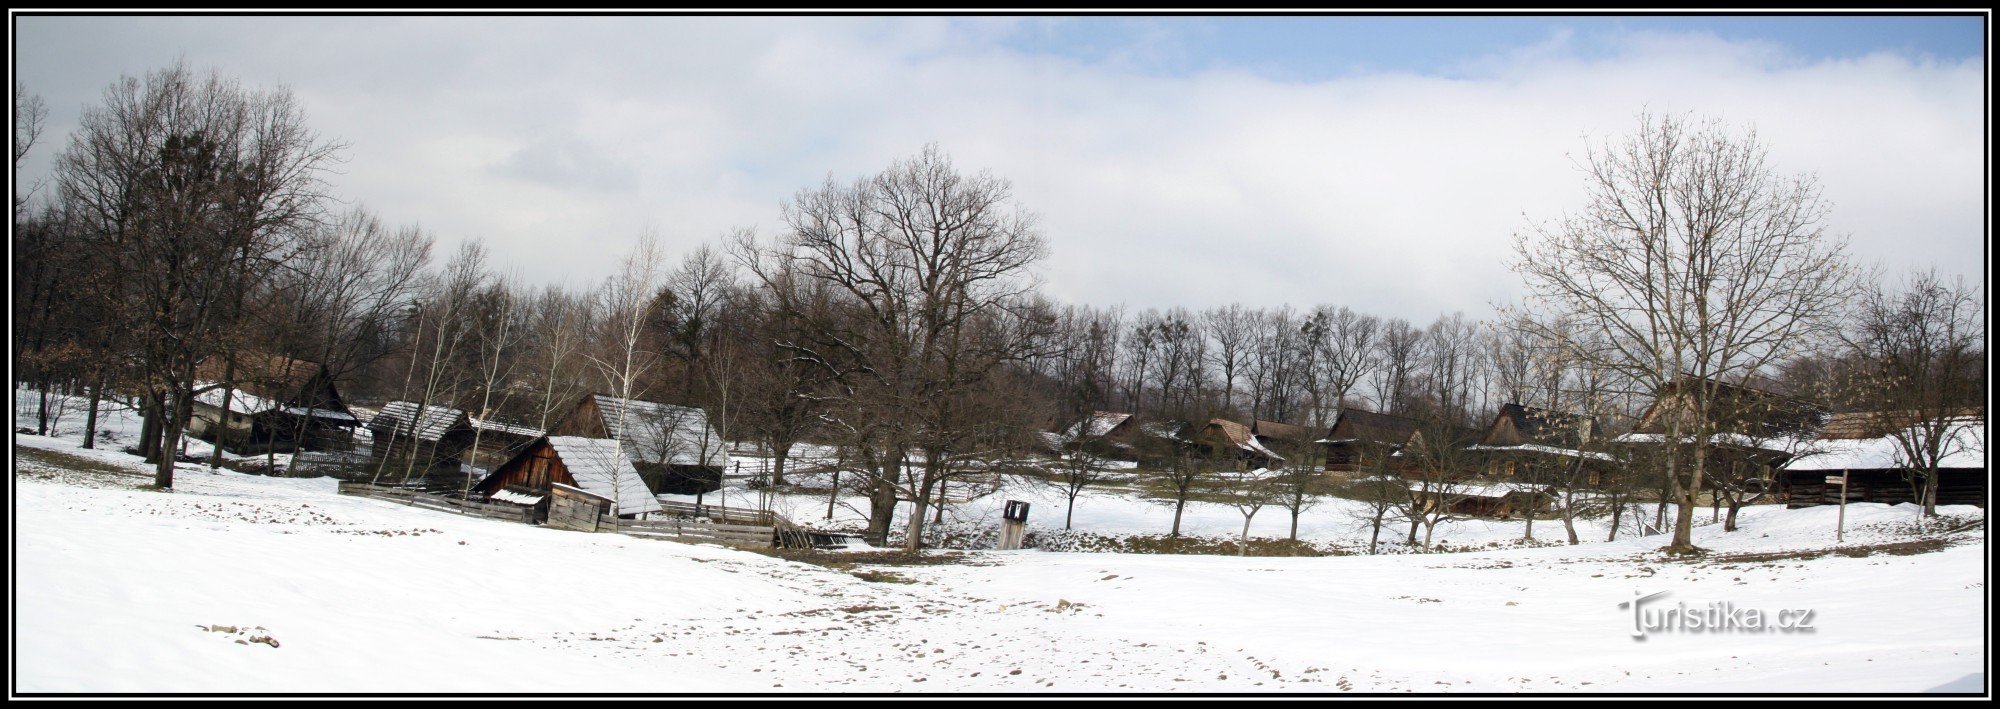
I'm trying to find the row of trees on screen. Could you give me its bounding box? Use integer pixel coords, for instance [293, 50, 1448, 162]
[14, 66, 1981, 552]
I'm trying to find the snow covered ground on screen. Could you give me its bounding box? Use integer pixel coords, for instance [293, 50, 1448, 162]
[12, 424, 1987, 694]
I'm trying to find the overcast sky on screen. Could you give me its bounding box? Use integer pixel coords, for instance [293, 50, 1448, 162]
[11, 14, 1986, 323]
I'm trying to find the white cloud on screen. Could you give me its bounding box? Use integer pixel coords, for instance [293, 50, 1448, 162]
[12, 17, 1983, 321]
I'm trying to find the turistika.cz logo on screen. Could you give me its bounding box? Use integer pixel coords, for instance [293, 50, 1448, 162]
[1620, 590, 1818, 640]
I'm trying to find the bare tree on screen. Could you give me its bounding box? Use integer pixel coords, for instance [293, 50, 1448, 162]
[583, 233, 670, 510]
[1203, 304, 1255, 414]
[54, 62, 343, 488]
[743, 145, 1051, 551]
[1843, 270, 1985, 517]
[1510, 111, 1856, 554]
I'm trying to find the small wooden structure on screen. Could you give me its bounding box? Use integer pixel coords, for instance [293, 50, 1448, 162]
[548, 394, 729, 495]
[187, 355, 359, 453]
[471, 435, 664, 518]
[367, 401, 476, 474]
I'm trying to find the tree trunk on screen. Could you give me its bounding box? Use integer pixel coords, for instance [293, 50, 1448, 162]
[81, 383, 103, 450]
[1368, 515, 1383, 554]
[1065, 495, 1077, 530]
[770, 444, 790, 487]
[1724, 501, 1741, 532]
[1169, 496, 1187, 538]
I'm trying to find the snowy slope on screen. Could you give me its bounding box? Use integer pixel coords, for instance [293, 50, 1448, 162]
[12, 430, 1985, 694]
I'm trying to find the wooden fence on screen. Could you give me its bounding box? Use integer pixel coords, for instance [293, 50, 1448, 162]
[337, 481, 786, 549]
[337, 482, 536, 524]
[604, 516, 775, 549]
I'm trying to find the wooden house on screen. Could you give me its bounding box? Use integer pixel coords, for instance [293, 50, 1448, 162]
[1468, 403, 1620, 486]
[367, 401, 476, 474]
[471, 435, 664, 518]
[1319, 408, 1423, 476]
[548, 394, 729, 495]
[1419, 481, 1557, 519]
[186, 355, 358, 454]
[1774, 411, 1986, 507]
[1193, 418, 1283, 469]
[1618, 375, 1826, 493]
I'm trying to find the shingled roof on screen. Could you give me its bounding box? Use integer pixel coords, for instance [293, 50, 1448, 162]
[369, 401, 471, 442]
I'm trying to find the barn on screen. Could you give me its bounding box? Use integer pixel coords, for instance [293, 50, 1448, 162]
[471, 436, 664, 519]
[366, 401, 476, 475]
[547, 394, 730, 495]
[186, 355, 358, 454]
[1775, 412, 1986, 508]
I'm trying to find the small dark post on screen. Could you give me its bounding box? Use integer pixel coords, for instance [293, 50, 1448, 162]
[998, 499, 1031, 550]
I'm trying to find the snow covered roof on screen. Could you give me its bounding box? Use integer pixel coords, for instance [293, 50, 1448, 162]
[593, 395, 729, 469]
[1782, 419, 1985, 472]
[192, 382, 281, 416]
[1466, 443, 1619, 462]
[547, 436, 662, 517]
[282, 406, 358, 425]
[1614, 431, 1806, 455]
[1063, 411, 1132, 440]
[369, 401, 470, 442]
[1413, 480, 1555, 499]
[487, 489, 544, 505]
[470, 417, 543, 439]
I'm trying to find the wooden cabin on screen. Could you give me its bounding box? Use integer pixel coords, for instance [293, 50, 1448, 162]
[186, 355, 358, 454]
[472, 435, 664, 519]
[1319, 408, 1423, 477]
[1774, 411, 1986, 508]
[1468, 403, 1620, 486]
[548, 394, 729, 495]
[367, 401, 476, 474]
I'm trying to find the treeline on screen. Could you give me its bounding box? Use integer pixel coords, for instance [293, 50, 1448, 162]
[13, 67, 1984, 551]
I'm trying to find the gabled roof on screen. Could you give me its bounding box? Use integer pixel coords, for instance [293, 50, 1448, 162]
[470, 417, 544, 439]
[1485, 403, 1595, 448]
[591, 395, 729, 469]
[1062, 411, 1134, 440]
[1201, 419, 1284, 461]
[1322, 408, 1423, 446]
[546, 436, 662, 517]
[369, 401, 470, 442]
[1251, 419, 1309, 443]
[1817, 408, 1985, 440]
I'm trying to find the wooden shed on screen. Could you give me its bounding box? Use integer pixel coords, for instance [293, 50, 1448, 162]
[367, 401, 476, 475]
[187, 355, 359, 454]
[548, 394, 730, 495]
[471, 436, 664, 518]
[1618, 375, 1826, 492]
